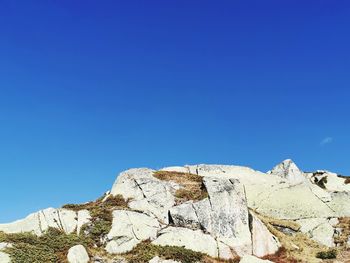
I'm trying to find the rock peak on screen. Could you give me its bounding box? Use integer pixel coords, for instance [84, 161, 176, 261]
[268, 159, 305, 185]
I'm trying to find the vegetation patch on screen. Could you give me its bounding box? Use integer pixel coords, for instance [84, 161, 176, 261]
[63, 194, 129, 246]
[316, 249, 337, 259]
[153, 171, 208, 204]
[344, 178, 350, 184]
[122, 241, 239, 263]
[0, 228, 91, 263]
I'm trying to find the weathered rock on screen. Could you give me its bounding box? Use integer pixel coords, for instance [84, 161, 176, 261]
[0, 252, 11, 263]
[328, 192, 350, 217]
[67, 245, 89, 263]
[267, 159, 306, 185]
[254, 184, 335, 220]
[77, 210, 91, 235]
[250, 213, 280, 257]
[106, 210, 160, 254]
[149, 256, 180, 263]
[239, 255, 273, 263]
[168, 202, 200, 229]
[110, 168, 180, 222]
[152, 227, 233, 259]
[169, 177, 252, 257]
[297, 218, 336, 247]
[0, 208, 88, 235]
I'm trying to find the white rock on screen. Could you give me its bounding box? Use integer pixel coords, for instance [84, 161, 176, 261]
[105, 210, 160, 254]
[0, 252, 10, 263]
[169, 202, 200, 229]
[251, 213, 280, 257]
[77, 210, 91, 235]
[67, 245, 89, 263]
[297, 218, 335, 247]
[328, 192, 350, 217]
[169, 177, 252, 257]
[0, 208, 84, 235]
[254, 184, 335, 220]
[0, 242, 12, 251]
[110, 168, 179, 222]
[240, 255, 273, 263]
[196, 177, 252, 256]
[268, 159, 306, 185]
[149, 256, 180, 263]
[152, 226, 232, 259]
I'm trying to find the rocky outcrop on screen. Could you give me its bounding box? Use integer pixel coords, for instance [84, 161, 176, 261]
[2, 160, 350, 262]
[0, 208, 90, 236]
[67, 245, 90, 263]
[106, 210, 161, 254]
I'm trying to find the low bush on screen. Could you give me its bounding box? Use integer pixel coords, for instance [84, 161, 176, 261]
[316, 249, 337, 259]
[1, 228, 91, 263]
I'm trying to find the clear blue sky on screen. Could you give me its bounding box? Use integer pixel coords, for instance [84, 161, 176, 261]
[1, 1, 350, 223]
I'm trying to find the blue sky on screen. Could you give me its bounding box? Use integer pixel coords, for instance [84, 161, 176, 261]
[1, 1, 350, 222]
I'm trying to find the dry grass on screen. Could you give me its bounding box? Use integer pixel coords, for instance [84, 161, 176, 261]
[154, 171, 208, 204]
[255, 212, 328, 263]
[254, 211, 301, 232]
[334, 217, 350, 247]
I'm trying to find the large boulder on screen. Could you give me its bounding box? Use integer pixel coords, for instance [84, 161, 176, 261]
[169, 177, 252, 256]
[105, 210, 161, 254]
[67, 245, 89, 263]
[0, 208, 90, 235]
[297, 218, 338, 247]
[152, 227, 232, 259]
[250, 213, 280, 257]
[110, 168, 180, 222]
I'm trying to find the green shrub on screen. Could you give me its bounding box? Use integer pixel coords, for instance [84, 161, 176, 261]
[2, 228, 91, 263]
[316, 249, 337, 259]
[123, 241, 204, 263]
[63, 194, 129, 246]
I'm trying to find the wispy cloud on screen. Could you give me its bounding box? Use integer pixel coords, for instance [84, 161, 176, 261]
[320, 137, 333, 146]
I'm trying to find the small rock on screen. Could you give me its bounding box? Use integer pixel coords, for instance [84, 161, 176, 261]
[240, 255, 273, 263]
[67, 245, 89, 263]
[0, 252, 11, 263]
[149, 256, 181, 263]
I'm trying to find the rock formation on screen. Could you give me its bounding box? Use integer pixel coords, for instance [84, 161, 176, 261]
[1, 159, 350, 262]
